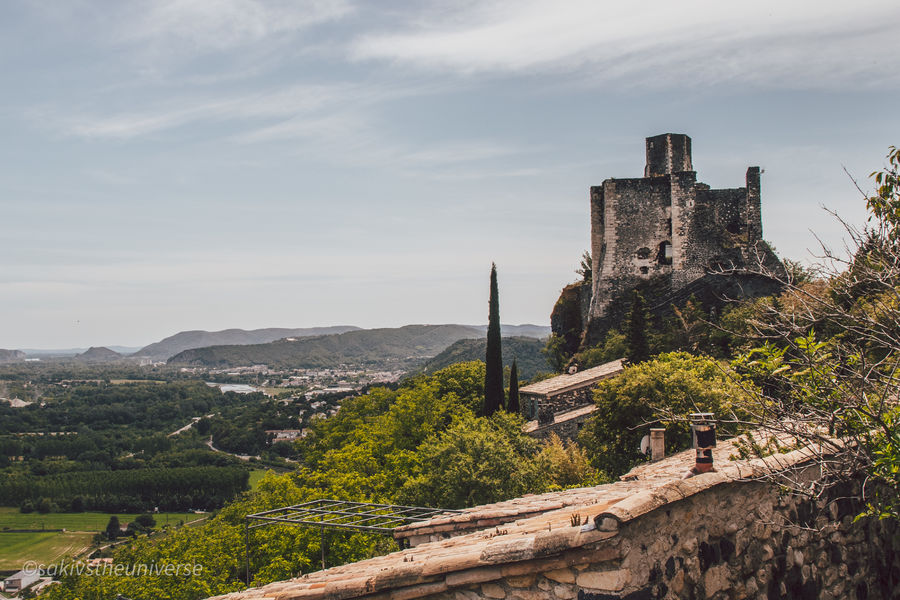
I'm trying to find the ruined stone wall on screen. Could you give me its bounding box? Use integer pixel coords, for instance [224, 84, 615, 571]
[414, 477, 899, 600]
[577, 135, 785, 347]
[590, 176, 674, 321]
[525, 410, 592, 442]
[521, 388, 594, 421]
[646, 133, 692, 177]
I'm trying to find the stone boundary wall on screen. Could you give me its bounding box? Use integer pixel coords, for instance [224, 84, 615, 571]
[525, 405, 595, 442]
[211, 446, 900, 600]
[521, 389, 592, 422]
[427, 476, 899, 600]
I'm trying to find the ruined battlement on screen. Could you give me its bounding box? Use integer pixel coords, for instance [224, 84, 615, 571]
[644, 133, 693, 177]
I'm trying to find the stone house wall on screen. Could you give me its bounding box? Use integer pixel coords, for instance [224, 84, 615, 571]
[525, 409, 593, 442]
[414, 476, 899, 600]
[521, 388, 594, 421]
[211, 444, 899, 600]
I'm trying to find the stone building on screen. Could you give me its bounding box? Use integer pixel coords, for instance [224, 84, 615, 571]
[211, 436, 899, 600]
[559, 134, 785, 349]
[518, 359, 624, 440]
[523, 404, 598, 442]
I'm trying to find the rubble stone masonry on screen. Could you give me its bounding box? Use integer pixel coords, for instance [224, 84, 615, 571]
[573, 134, 785, 347]
[211, 441, 899, 600]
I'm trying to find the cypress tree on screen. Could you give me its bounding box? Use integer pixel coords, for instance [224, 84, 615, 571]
[507, 359, 520, 414]
[106, 515, 120, 540]
[483, 263, 504, 416]
[626, 289, 651, 364]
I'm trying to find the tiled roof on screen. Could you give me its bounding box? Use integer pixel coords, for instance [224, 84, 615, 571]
[519, 359, 624, 397]
[208, 437, 812, 600]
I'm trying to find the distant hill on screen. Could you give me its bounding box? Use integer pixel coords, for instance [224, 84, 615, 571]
[167, 324, 486, 369]
[417, 337, 551, 381]
[0, 349, 25, 364]
[74, 346, 123, 363]
[467, 324, 552, 339]
[18, 346, 141, 357]
[135, 326, 362, 360]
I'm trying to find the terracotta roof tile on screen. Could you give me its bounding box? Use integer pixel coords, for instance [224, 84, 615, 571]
[208, 437, 815, 600]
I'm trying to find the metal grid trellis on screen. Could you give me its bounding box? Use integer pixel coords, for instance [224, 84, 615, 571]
[247, 499, 462, 533]
[243, 499, 463, 583]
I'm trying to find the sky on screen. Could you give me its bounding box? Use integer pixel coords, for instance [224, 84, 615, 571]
[2, 0, 899, 349]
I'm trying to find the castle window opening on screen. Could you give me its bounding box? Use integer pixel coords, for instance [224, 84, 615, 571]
[640, 266, 649, 274]
[636, 247, 651, 259]
[726, 220, 741, 234]
[657, 241, 673, 265]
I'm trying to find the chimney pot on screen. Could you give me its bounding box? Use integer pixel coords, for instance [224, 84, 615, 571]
[684, 413, 716, 477]
[650, 428, 665, 462]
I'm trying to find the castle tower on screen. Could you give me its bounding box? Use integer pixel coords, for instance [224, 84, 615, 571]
[644, 133, 693, 177]
[579, 134, 784, 347]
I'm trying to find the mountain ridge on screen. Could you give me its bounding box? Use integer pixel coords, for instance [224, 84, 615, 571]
[417, 336, 551, 381]
[167, 324, 486, 369]
[135, 326, 363, 360]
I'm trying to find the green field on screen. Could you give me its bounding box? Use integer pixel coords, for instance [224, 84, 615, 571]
[248, 468, 269, 491]
[0, 509, 205, 570]
[0, 508, 197, 532]
[0, 531, 95, 570]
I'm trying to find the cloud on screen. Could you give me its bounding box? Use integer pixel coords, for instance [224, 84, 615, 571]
[350, 0, 900, 89]
[48, 83, 354, 139]
[119, 0, 352, 52]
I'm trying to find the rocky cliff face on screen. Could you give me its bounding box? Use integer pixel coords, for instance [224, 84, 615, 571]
[549, 281, 592, 356]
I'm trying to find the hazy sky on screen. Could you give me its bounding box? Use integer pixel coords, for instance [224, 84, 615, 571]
[2, 1, 899, 349]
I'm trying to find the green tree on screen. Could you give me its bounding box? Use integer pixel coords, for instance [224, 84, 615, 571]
[865, 145, 900, 240]
[399, 412, 540, 508]
[574, 330, 627, 368]
[729, 145, 900, 521]
[105, 515, 120, 540]
[533, 433, 603, 490]
[36, 497, 54, 514]
[507, 359, 520, 414]
[38, 357, 609, 599]
[542, 333, 569, 373]
[576, 249, 592, 283]
[625, 290, 651, 364]
[135, 513, 156, 529]
[579, 352, 751, 477]
[484, 263, 504, 416]
[69, 495, 85, 512]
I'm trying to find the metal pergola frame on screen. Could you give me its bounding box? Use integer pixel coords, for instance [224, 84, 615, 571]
[243, 499, 463, 583]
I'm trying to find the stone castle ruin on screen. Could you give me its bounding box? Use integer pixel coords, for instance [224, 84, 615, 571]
[555, 134, 785, 350]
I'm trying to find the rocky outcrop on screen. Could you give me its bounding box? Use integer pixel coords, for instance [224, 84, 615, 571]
[549, 281, 591, 356]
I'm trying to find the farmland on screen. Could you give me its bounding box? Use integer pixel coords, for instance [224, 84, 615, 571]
[0, 508, 199, 571]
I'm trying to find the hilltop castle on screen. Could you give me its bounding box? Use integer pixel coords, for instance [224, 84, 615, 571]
[554, 134, 784, 350]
